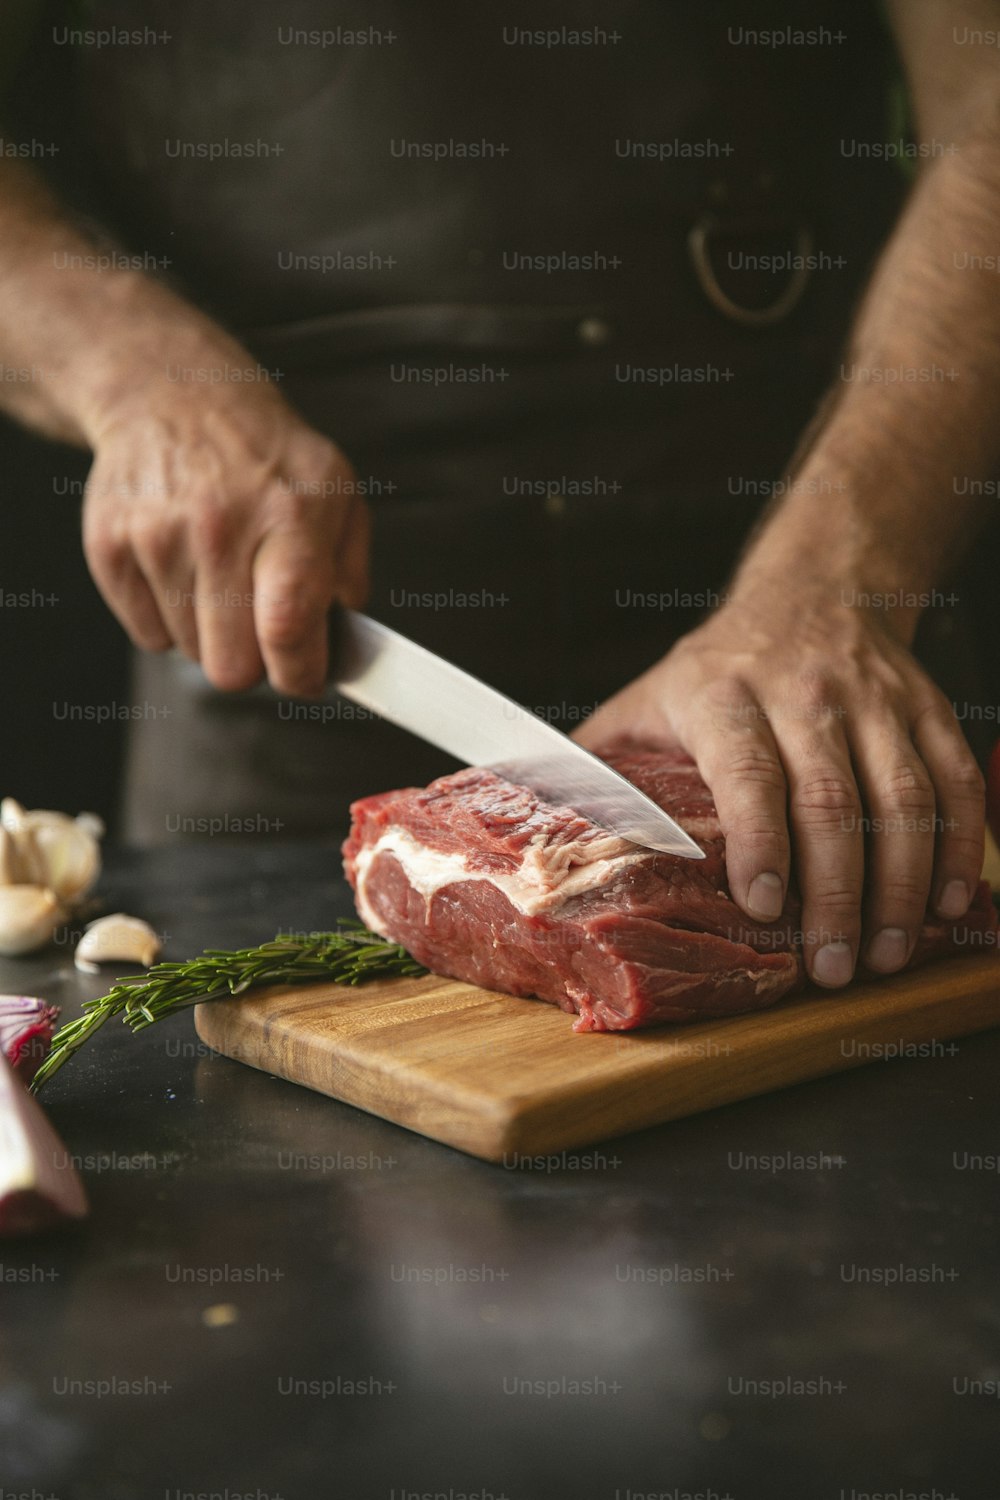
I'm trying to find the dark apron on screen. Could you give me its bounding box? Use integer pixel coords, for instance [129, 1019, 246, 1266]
[10, 1, 908, 840]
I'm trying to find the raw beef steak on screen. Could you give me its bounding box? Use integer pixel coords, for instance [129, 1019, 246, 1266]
[343, 742, 998, 1031]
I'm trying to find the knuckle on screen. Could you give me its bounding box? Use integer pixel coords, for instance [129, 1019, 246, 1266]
[260, 606, 312, 653]
[729, 820, 786, 847]
[290, 427, 341, 471]
[701, 674, 754, 715]
[268, 487, 321, 532]
[804, 888, 862, 944]
[863, 660, 911, 709]
[913, 690, 955, 727]
[794, 773, 859, 830]
[262, 554, 336, 611]
[877, 762, 934, 813]
[945, 756, 986, 802]
[131, 520, 177, 573]
[940, 828, 985, 867]
[809, 878, 862, 910]
[861, 673, 890, 709]
[722, 747, 786, 793]
[877, 874, 930, 910]
[795, 668, 839, 715]
[192, 503, 236, 564]
[83, 524, 128, 575]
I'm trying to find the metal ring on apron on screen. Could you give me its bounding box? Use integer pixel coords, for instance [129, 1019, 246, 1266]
[688, 212, 814, 328]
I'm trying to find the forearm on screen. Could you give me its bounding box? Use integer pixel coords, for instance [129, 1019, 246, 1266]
[733, 112, 1000, 643]
[0, 160, 253, 446]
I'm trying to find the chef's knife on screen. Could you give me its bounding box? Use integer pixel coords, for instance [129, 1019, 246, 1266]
[331, 610, 704, 858]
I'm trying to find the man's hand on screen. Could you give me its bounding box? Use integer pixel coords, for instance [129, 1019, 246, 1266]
[574, 0, 1000, 989]
[81, 360, 369, 698]
[0, 162, 369, 697]
[574, 592, 985, 989]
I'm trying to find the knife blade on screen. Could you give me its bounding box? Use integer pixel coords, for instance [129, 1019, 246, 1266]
[331, 611, 704, 858]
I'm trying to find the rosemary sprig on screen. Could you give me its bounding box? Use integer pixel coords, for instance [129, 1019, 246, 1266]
[30, 922, 425, 1094]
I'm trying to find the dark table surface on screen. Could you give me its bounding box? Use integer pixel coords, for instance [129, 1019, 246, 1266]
[3, 842, 999, 1500]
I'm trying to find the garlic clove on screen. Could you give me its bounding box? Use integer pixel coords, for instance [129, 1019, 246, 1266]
[27, 817, 100, 903]
[10, 826, 48, 888]
[0, 887, 61, 957]
[75, 812, 105, 841]
[0, 827, 22, 886]
[0, 798, 26, 834]
[0, 802, 103, 905]
[74, 913, 161, 974]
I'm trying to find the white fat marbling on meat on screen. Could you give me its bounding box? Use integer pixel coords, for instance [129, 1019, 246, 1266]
[353, 825, 651, 927]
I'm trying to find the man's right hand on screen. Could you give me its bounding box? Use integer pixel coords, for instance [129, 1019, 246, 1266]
[80, 342, 370, 700]
[0, 162, 369, 698]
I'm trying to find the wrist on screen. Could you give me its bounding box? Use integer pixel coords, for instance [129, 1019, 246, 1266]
[29, 266, 269, 446]
[725, 572, 926, 652]
[727, 496, 930, 649]
[65, 278, 255, 444]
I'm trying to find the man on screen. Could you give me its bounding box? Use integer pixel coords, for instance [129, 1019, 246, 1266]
[0, 0, 996, 992]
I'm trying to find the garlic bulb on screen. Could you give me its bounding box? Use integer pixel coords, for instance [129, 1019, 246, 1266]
[0, 800, 104, 955]
[0, 799, 102, 903]
[74, 913, 161, 974]
[0, 887, 60, 957]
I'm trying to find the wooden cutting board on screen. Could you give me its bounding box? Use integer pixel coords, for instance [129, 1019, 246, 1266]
[194, 953, 1000, 1161]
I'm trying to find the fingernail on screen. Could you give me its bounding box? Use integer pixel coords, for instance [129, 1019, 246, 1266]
[812, 941, 854, 988]
[746, 872, 784, 921]
[865, 927, 909, 973]
[937, 880, 969, 919]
